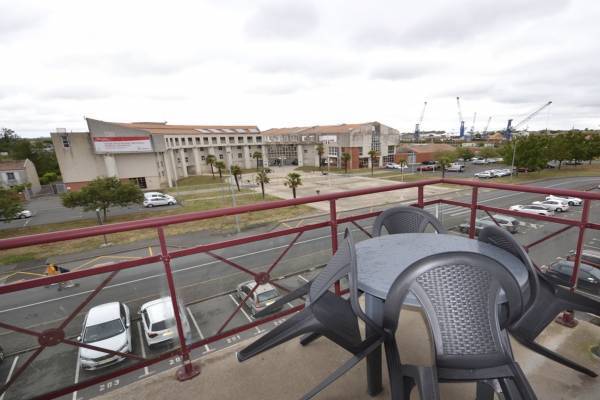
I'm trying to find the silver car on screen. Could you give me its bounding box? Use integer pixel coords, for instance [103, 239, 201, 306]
[236, 281, 282, 316]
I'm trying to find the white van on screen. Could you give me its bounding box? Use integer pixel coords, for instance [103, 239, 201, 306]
[445, 163, 465, 172]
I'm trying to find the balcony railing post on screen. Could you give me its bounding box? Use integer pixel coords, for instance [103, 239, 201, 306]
[157, 227, 201, 381]
[570, 199, 591, 288]
[417, 185, 424, 208]
[468, 187, 479, 239]
[329, 199, 341, 295]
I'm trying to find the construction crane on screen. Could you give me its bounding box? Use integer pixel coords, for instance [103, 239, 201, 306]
[414, 101, 427, 141]
[456, 96, 465, 138]
[469, 112, 477, 135]
[482, 116, 492, 136]
[505, 101, 552, 139]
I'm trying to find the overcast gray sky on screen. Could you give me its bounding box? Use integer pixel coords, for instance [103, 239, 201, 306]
[1, 0, 599, 137]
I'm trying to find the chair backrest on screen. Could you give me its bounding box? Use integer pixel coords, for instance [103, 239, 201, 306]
[308, 228, 382, 332]
[372, 206, 447, 237]
[383, 252, 523, 370]
[478, 225, 539, 313]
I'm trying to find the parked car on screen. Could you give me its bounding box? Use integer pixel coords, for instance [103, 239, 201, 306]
[0, 209, 32, 220]
[236, 281, 282, 316]
[545, 195, 582, 206]
[78, 302, 132, 370]
[492, 169, 512, 177]
[416, 164, 436, 171]
[471, 158, 489, 165]
[143, 192, 177, 207]
[532, 199, 569, 213]
[421, 160, 437, 165]
[445, 163, 465, 172]
[509, 204, 554, 216]
[565, 160, 582, 165]
[458, 215, 519, 234]
[474, 170, 496, 179]
[384, 163, 407, 170]
[566, 249, 600, 269]
[139, 297, 191, 347]
[542, 260, 600, 295]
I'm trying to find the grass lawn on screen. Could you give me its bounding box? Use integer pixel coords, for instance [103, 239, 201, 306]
[164, 171, 264, 193]
[0, 193, 313, 264]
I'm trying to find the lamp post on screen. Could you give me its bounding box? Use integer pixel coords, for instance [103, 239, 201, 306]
[510, 137, 517, 181]
[95, 208, 110, 247]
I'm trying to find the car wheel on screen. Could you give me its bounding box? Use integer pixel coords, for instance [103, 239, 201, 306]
[147, 204, 154, 207]
[168, 201, 174, 205]
[19, 214, 25, 219]
[556, 208, 562, 213]
[568, 201, 574, 206]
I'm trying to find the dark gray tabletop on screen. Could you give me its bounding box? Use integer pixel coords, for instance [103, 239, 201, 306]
[356, 233, 529, 305]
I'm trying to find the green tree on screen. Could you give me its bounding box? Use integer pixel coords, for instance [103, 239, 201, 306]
[255, 168, 271, 199]
[0, 187, 23, 221]
[368, 150, 379, 176]
[206, 154, 216, 179]
[455, 147, 475, 161]
[478, 147, 498, 160]
[214, 161, 226, 180]
[39, 171, 59, 185]
[564, 131, 587, 163]
[341, 152, 351, 173]
[434, 151, 455, 178]
[584, 133, 600, 164]
[230, 165, 242, 191]
[547, 134, 570, 169]
[61, 176, 143, 222]
[316, 143, 325, 171]
[284, 172, 302, 199]
[1, 128, 18, 143]
[252, 151, 263, 171]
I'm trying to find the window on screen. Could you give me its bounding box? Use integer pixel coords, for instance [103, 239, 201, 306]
[195, 137, 201, 145]
[256, 137, 262, 143]
[229, 137, 235, 143]
[257, 145, 262, 149]
[220, 137, 226, 144]
[129, 177, 147, 189]
[388, 145, 395, 155]
[185, 157, 189, 163]
[359, 148, 363, 156]
[204, 137, 209, 145]
[175, 138, 180, 146]
[188, 138, 193, 145]
[6, 172, 15, 180]
[201, 155, 206, 160]
[211, 137, 217, 144]
[219, 154, 223, 159]
[304, 149, 308, 153]
[247, 136, 253, 143]
[238, 136, 244, 143]
[218, 146, 223, 150]
[328, 147, 339, 156]
[199, 147, 204, 151]
[165, 139, 170, 148]
[61, 135, 70, 148]
[238, 153, 243, 158]
[237, 146, 242, 149]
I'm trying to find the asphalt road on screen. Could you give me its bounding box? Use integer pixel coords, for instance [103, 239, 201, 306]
[0, 176, 599, 399]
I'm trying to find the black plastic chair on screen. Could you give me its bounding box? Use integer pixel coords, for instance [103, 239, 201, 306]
[479, 225, 599, 377]
[372, 205, 447, 237]
[237, 230, 384, 399]
[382, 252, 536, 400]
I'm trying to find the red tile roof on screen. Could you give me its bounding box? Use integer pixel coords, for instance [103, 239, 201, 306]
[0, 160, 26, 171]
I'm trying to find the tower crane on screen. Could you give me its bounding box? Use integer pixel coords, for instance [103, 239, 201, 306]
[505, 101, 552, 139]
[482, 116, 492, 136]
[414, 101, 427, 141]
[456, 97, 465, 138]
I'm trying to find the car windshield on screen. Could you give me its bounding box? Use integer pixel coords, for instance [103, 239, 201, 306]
[151, 319, 171, 331]
[83, 319, 124, 343]
[257, 290, 278, 303]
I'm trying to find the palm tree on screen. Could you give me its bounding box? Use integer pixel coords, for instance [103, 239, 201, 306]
[284, 172, 302, 199]
[255, 168, 271, 199]
[206, 154, 216, 179]
[398, 156, 408, 182]
[230, 165, 242, 191]
[316, 143, 324, 171]
[252, 151, 263, 171]
[341, 152, 351, 173]
[214, 161, 226, 181]
[368, 150, 379, 176]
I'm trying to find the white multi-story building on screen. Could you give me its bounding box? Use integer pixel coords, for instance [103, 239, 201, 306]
[51, 118, 262, 191]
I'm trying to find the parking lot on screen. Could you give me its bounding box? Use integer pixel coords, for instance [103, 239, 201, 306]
[1, 176, 599, 399]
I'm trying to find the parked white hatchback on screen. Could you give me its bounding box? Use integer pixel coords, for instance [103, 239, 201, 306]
[139, 297, 191, 347]
[78, 302, 132, 370]
[509, 204, 554, 216]
[545, 195, 582, 206]
[143, 192, 177, 208]
[532, 199, 569, 213]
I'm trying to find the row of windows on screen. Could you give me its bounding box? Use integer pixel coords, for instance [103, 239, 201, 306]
[165, 135, 262, 148]
[176, 145, 261, 152]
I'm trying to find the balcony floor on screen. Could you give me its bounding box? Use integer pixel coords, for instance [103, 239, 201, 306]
[98, 309, 600, 400]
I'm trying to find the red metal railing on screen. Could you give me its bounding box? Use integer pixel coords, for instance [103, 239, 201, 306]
[0, 178, 598, 400]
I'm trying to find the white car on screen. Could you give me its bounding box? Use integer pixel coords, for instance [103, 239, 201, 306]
[474, 171, 496, 179]
[139, 297, 191, 347]
[545, 195, 582, 206]
[492, 169, 512, 177]
[78, 302, 131, 370]
[471, 158, 489, 165]
[143, 192, 177, 207]
[532, 200, 569, 213]
[384, 163, 407, 170]
[509, 205, 555, 216]
[0, 210, 32, 220]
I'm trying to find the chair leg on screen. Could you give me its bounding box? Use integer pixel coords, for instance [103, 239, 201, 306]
[513, 336, 597, 377]
[384, 337, 405, 400]
[475, 381, 497, 400]
[498, 378, 524, 400]
[509, 363, 538, 400]
[402, 365, 439, 400]
[300, 332, 322, 346]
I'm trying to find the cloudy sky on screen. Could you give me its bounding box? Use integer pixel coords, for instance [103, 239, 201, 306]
[1, 0, 599, 137]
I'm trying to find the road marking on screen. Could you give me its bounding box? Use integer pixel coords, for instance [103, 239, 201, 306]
[24, 219, 30, 226]
[148, 246, 153, 257]
[228, 294, 262, 333]
[186, 307, 211, 353]
[136, 321, 151, 377]
[72, 354, 80, 400]
[298, 275, 310, 283]
[0, 356, 19, 400]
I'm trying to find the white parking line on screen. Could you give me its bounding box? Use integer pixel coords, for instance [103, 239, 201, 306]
[298, 275, 310, 283]
[584, 244, 600, 251]
[136, 321, 152, 377]
[228, 294, 262, 334]
[0, 356, 19, 400]
[72, 355, 80, 400]
[186, 307, 211, 353]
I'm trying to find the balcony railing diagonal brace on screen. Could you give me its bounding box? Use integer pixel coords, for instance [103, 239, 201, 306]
[207, 251, 258, 278]
[216, 283, 260, 335]
[265, 231, 303, 276]
[0, 347, 44, 395]
[351, 221, 372, 239]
